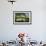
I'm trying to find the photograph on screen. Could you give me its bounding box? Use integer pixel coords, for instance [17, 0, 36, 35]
[0, 0, 46, 46]
[13, 11, 32, 25]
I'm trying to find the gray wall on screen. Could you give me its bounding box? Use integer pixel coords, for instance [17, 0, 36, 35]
[0, 0, 46, 41]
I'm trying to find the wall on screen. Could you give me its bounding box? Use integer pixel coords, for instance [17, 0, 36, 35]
[0, 0, 46, 41]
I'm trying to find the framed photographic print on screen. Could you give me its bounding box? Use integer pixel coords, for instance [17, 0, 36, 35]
[13, 11, 32, 25]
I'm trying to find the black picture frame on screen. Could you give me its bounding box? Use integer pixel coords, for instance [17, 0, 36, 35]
[13, 11, 32, 25]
